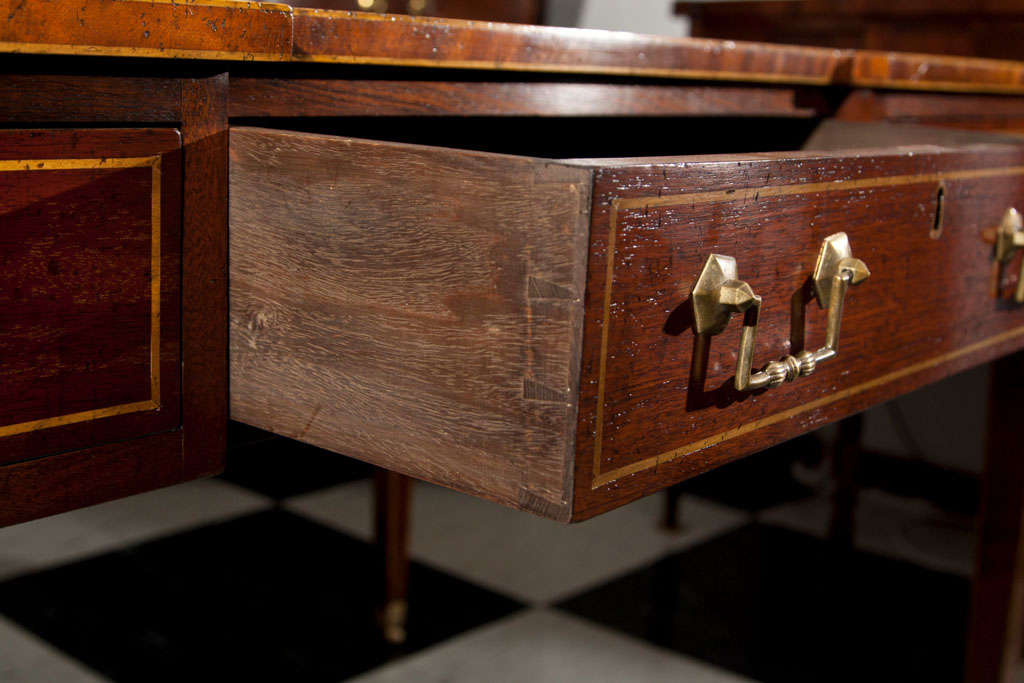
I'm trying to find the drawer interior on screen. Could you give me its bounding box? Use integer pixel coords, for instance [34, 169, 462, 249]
[229, 113, 1023, 160]
[229, 115, 823, 158]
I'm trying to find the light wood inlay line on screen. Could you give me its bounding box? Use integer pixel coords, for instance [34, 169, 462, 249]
[0, 401, 161, 439]
[138, 0, 291, 10]
[0, 42, 288, 62]
[294, 55, 837, 85]
[615, 165, 1024, 212]
[851, 78, 1024, 95]
[592, 162, 1024, 488]
[150, 158, 162, 406]
[0, 155, 163, 438]
[0, 157, 161, 172]
[593, 323, 1024, 487]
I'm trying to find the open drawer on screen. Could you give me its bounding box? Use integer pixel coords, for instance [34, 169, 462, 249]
[229, 123, 1024, 522]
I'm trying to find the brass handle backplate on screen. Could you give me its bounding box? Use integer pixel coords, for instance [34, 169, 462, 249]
[993, 207, 1024, 302]
[691, 232, 870, 392]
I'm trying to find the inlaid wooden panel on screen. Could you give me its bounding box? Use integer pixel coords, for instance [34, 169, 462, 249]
[0, 160, 157, 428]
[571, 144, 1024, 518]
[0, 129, 182, 466]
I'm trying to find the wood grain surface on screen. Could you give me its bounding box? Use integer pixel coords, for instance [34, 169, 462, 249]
[837, 89, 1024, 134]
[229, 79, 820, 118]
[570, 141, 1024, 519]
[852, 50, 1024, 95]
[0, 430, 183, 527]
[8, 2, 1024, 95]
[229, 127, 591, 520]
[0, 85, 231, 525]
[0, 128, 182, 466]
[290, 0, 542, 24]
[181, 75, 231, 480]
[0, 75, 182, 123]
[1, 164, 154, 424]
[0, 0, 292, 61]
[290, 9, 843, 84]
[967, 351, 1024, 683]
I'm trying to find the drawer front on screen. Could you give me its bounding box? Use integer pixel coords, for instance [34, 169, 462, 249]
[572, 144, 1024, 518]
[0, 129, 182, 465]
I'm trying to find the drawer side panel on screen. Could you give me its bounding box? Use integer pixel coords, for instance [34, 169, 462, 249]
[229, 127, 591, 519]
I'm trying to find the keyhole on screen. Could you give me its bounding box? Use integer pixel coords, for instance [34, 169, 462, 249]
[931, 184, 945, 239]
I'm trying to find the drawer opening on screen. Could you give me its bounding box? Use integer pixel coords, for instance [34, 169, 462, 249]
[229, 115, 1020, 161]
[228, 115, 824, 158]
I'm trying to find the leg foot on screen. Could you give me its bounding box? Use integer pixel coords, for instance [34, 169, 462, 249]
[375, 469, 412, 645]
[379, 598, 408, 645]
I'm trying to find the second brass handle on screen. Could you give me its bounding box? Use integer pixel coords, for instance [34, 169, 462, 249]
[993, 207, 1024, 303]
[691, 232, 870, 392]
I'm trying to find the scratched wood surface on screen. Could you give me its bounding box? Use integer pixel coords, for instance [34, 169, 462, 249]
[8, 2, 1024, 95]
[0, 128, 182, 467]
[0, 0, 292, 61]
[852, 50, 1024, 95]
[290, 8, 843, 84]
[229, 127, 591, 520]
[290, 0, 542, 24]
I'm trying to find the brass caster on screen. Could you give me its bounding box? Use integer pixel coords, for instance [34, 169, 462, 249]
[379, 598, 408, 645]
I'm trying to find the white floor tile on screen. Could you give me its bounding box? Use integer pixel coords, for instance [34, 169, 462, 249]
[286, 480, 749, 604]
[0, 617, 109, 682]
[348, 608, 754, 683]
[0, 479, 272, 581]
[758, 488, 975, 576]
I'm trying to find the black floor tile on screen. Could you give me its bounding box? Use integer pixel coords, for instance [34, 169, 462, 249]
[0, 509, 523, 683]
[858, 450, 980, 516]
[678, 435, 820, 511]
[557, 523, 968, 683]
[221, 422, 374, 499]
[226, 420, 279, 449]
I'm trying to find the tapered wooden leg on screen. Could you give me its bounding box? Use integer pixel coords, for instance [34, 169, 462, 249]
[829, 413, 863, 547]
[967, 353, 1024, 683]
[375, 469, 412, 644]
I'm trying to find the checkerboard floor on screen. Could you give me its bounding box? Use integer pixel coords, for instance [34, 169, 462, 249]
[0, 425, 988, 682]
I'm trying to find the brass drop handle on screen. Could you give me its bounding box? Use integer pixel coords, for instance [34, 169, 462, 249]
[691, 232, 870, 392]
[994, 208, 1024, 303]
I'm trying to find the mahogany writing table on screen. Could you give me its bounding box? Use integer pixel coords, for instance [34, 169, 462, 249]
[3, 2, 1024, 680]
